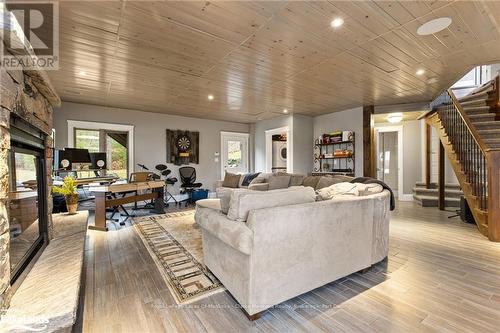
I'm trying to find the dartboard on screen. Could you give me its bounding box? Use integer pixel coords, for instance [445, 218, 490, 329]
[177, 135, 191, 151]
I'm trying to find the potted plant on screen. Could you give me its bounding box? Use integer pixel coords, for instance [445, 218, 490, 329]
[53, 176, 79, 215]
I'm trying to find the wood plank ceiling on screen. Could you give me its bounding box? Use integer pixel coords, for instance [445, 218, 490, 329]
[48, 1, 500, 123]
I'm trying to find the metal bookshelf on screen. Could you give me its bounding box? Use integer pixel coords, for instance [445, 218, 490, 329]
[313, 134, 355, 176]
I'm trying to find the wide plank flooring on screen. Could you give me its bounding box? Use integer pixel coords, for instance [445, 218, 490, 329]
[76, 202, 500, 332]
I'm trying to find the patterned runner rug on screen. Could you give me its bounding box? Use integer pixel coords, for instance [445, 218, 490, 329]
[133, 211, 224, 304]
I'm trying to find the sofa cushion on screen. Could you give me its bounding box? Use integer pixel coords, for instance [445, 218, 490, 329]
[316, 182, 360, 200]
[196, 198, 222, 211]
[249, 173, 272, 185]
[241, 172, 261, 186]
[195, 207, 253, 255]
[216, 187, 235, 214]
[267, 175, 291, 190]
[302, 176, 321, 189]
[316, 176, 344, 190]
[222, 172, 241, 188]
[289, 174, 305, 186]
[334, 175, 355, 182]
[227, 186, 316, 222]
[248, 183, 269, 191]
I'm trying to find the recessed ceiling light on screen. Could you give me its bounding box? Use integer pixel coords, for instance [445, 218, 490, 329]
[283, 108, 289, 114]
[416, 69, 425, 76]
[207, 94, 214, 101]
[387, 113, 403, 124]
[330, 18, 344, 28]
[417, 17, 452, 36]
[79, 70, 86, 76]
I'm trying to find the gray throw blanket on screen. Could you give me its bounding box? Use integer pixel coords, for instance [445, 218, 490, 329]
[351, 177, 395, 211]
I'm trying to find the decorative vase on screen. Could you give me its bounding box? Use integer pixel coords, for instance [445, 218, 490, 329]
[65, 193, 79, 215]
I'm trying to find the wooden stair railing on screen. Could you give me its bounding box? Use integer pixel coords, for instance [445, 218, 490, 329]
[427, 77, 500, 242]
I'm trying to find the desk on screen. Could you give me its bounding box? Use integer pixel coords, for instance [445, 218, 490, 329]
[89, 180, 165, 231]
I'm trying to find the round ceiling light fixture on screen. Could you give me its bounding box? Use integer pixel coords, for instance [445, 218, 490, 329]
[283, 108, 289, 114]
[417, 17, 452, 36]
[387, 113, 403, 124]
[330, 18, 344, 28]
[416, 69, 426, 76]
[207, 94, 214, 101]
[79, 70, 87, 76]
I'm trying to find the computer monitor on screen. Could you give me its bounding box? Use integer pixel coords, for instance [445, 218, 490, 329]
[65, 148, 91, 163]
[90, 152, 107, 169]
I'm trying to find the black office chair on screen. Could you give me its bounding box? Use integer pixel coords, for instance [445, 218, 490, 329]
[179, 166, 202, 207]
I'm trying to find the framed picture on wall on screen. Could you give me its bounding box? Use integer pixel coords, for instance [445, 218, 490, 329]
[166, 129, 199, 165]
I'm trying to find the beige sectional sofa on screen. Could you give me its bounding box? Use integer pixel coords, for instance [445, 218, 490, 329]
[216, 172, 354, 191]
[195, 186, 391, 318]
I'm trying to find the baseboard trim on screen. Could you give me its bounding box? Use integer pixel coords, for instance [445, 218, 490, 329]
[398, 194, 414, 202]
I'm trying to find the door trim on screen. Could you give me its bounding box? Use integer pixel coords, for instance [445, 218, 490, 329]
[67, 120, 134, 178]
[265, 126, 291, 173]
[220, 131, 250, 177]
[374, 125, 404, 200]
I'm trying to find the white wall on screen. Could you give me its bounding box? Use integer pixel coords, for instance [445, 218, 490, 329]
[251, 114, 313, 174]
[252, 115, 292, 172]
[375, 120, 423, 195]
[292, 115, 314, 174]
[53, 102, 250, 192]
[313, 107, 364, 177]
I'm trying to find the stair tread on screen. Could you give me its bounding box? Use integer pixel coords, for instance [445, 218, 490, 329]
[413, 188, 463, 194]
[415, 182, 461, 188]
[460, 98, 492, 106]
[414, 195, 460, 201]
[458, 93, 490, 103]
[473, 121, 500, 128]
[462, 105, 491, 111]
[477, 129, 500, 133]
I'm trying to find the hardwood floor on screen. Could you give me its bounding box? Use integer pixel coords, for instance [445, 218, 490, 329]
[76, 202, 500, 332]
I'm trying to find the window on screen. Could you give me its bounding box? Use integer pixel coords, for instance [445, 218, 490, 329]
[227, 140, 242, 168]
[74, 128, 129, 179]
[106, 133, 128, 180]
[75, 129, 100, 152]
[452, 65, 491, 89]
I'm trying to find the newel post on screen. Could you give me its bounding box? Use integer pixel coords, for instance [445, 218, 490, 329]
[487, 150, 500, 242]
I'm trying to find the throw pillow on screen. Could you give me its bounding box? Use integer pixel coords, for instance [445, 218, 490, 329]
[227, 186, 316, 222]
[316, 176, 343, 190]
[267, 175, 291, 190]
[289, 174, 305, 186]
[222, 172, 241, 188]
[302, 176, 321, 189]
[316, 182, 360, 200]
[241, 172, 261, 187]
[216, 187, 235, 214]
[248, 183, 269, 191]
[333, 175, 355, 182]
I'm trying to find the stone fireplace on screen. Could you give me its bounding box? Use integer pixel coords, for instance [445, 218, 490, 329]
[0, 41, 60, 312]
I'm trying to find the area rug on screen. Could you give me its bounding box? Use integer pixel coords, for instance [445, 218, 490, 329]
[133, 211, 224, 304]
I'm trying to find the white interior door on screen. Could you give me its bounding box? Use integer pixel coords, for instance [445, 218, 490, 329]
[221, 132, 249, 175]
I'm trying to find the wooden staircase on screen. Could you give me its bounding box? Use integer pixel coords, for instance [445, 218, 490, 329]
[425, 76, 500, 242]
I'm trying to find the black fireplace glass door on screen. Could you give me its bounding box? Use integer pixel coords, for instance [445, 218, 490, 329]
[8, 148, 43, 274]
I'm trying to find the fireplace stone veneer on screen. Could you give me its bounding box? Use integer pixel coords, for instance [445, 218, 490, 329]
[0, 54, 60, 314]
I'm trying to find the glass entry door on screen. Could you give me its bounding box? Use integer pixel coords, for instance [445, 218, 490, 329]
[221, 132, 249, 175]
[376, 131, 399, 195]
